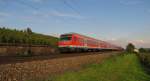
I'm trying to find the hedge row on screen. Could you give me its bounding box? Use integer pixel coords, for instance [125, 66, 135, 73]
[138, 53, 150, 67]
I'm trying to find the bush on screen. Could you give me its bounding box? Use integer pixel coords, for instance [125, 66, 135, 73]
[139, 53, 150, 67]
[139, 48, 147, 53]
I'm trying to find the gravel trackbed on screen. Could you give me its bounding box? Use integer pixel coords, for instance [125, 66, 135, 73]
[0, 52, 120, 81]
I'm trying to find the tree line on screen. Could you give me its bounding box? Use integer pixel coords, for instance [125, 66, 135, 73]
[126, 43, 150, 53]
[0, 27, 58, 47]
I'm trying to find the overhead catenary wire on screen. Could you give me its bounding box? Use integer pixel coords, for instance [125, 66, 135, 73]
[62, 0, 81, 15]
[17, 0, 40, 10]
[17, 0, 81, 16]
[16, 0, 81, 23]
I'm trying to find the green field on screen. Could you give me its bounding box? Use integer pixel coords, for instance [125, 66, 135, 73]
[51, 54, 150, 81]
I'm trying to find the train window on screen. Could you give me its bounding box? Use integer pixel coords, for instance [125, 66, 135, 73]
[79, 38, 84, 43]
[60, 36, 72, 41]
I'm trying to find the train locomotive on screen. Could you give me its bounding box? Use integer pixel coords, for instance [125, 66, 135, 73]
[58, 33, 123, 52]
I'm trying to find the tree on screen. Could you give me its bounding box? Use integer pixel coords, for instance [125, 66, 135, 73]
[126, 43, 135, 53]
[139, 48, 147, 53]
[25, 27, 32, 34]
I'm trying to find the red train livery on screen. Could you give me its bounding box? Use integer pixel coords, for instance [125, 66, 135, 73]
[58, 33, 123, 52]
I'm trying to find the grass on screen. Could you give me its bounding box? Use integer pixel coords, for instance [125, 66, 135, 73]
[50, 53, 150, 81]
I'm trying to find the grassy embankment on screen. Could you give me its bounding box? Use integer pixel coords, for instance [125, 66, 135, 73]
[0, 27, 58, 47]
[50, 53, 150, 81]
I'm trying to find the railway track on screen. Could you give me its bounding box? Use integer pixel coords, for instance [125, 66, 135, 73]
[0, 51, 120, 64]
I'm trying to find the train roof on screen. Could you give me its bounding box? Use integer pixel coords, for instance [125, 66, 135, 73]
[61, 32, 107, 42]
[60, 32, 122, 48]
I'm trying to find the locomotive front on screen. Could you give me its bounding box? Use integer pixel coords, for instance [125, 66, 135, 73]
[58, 34, 74, 52]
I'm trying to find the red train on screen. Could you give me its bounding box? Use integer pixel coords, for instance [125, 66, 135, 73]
[58, 33, 123, 52]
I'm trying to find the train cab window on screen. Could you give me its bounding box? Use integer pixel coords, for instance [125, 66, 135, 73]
[60, 36, 72, 41]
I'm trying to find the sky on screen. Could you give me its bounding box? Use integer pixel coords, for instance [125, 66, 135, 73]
[0, 0, 150, 48]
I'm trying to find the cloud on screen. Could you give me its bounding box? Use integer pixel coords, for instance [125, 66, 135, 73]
[106, 38, 150, 48]
[109, 38, 117, 41]
[31, 10, 83, 19]
[29, 0, 45, 3]
[129, 39, 145, 44]
[0, 12, 10, 22]
[147, 9, 150, 13]
[0, 12, 10, 17]
[18, 10, 83, 23]
[0, 0, 3, 2]
[101, 38, 127, 48]
[0, 19, 4, 23]
[50, 11, 83, 18]
[49, 33, 60, 37]
[127, 39, 150, 48]
[119, 0, 142, 5]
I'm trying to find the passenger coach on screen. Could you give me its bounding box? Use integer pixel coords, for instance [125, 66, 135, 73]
[58, 33, 123, 52]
